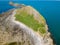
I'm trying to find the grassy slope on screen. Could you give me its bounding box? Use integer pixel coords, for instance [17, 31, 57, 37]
[15, 10, 46, 34]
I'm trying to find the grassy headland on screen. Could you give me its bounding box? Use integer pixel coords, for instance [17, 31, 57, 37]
[15, 10, 46, 34]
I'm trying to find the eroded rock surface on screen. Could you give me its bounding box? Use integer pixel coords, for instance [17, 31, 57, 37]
[0, 4, 53, 45]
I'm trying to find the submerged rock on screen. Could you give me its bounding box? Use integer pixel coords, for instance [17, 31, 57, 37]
[0, 2, 54, 45]
[9, 2, 26, 8]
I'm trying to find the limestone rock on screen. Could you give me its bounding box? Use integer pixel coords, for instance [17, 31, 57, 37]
[0, 3, 53, 45]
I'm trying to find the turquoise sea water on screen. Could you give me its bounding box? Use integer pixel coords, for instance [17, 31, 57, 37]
[0, 1, 60, 45]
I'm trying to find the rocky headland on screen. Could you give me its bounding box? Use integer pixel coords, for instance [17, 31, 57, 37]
[0, 2, 54, 45]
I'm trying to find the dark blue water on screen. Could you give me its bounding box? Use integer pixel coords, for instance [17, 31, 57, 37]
[0, 1, 15, 13]
[0, 1, 60, 45]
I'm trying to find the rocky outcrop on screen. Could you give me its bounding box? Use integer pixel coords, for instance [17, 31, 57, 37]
[0, 3, 53, 45]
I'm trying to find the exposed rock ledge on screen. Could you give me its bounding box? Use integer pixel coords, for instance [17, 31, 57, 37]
[0, 3, 53, 45]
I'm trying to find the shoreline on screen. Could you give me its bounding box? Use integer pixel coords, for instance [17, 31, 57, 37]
[0, 5, 54, 45]
[12, 7, 54, 45]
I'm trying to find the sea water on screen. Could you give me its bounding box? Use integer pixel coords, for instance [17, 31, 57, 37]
[0, 1, 60, 45]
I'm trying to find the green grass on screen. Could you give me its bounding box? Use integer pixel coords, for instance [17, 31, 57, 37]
[15, 11, 46, 34]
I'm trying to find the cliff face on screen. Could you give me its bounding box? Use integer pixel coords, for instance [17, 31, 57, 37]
[0, 3, 53, 45]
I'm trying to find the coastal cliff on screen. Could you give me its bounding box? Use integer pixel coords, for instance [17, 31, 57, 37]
[0, 2, 53, 45]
